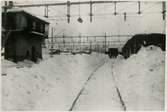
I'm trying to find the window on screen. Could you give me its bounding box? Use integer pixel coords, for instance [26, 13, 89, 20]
[45, 24, 49, 35]
[40, 24, 44, 33]
[32, 21, 36, 30]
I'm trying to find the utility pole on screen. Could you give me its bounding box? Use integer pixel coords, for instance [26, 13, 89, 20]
[89, 1, 93, 22]
[90, 41, 92, 52]
[79, 34, 81, 51]
[50, 27, 54, 57]
[138, 1, 141, 14]
[3, 1, 14, 58]
[104, 32, 107, 52]
[72, 38, 75, 51]
[67, 1, 70, 23]
[70, 36, 72, 51]
[63, 33, 65, 48]
[114, 1, 117, 15]
[3, 1, 13, 42]
[3, 1, 8, 29]
[124, 12, 126, 21]
[162, 1, 166, 20]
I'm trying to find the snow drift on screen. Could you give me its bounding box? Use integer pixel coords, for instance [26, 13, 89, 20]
[2, 46, 165, 111]
[2, 52, 108, 110]
[114, 45, 165, 110]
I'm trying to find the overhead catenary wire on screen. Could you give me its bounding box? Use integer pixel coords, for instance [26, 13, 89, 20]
[46, 11, 163, 19]
[3, 1, 164, 22]
[44, 3, 164, 22]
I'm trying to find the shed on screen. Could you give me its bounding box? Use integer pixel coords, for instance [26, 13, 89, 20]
[2, 9, 49, 62]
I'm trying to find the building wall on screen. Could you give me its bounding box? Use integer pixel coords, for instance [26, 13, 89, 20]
[15, 13, 27, 30]
[5, 33, 16, 60]
[5, 32, 43, 62]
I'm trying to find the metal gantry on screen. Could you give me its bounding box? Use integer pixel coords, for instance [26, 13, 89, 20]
[2, 1, 166, 23]
[2, 1, 165, 53]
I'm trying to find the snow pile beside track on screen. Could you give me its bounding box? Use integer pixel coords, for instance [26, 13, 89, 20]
[114, 46, 165, 110]
[2, 52, 108, 110]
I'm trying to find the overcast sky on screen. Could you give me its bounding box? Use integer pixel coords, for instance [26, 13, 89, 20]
[4, 0, 166, 41]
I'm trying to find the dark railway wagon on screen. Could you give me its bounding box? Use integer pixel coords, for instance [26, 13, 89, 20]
[108, 48, 118, 58]
[122, 33, 165, 58]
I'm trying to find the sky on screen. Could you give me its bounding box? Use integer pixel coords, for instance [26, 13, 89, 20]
[2, 0, 166, 45]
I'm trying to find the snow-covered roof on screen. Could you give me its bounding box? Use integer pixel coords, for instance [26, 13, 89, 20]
[29, 31, 48, 37]
[6, 8, 49, 24]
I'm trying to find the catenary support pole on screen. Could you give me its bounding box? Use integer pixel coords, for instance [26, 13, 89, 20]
[90, 1, 93, 22]
[67, 1, 71, 23]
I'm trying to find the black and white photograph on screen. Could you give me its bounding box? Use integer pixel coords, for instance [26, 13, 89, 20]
[1, 0, 166, 111]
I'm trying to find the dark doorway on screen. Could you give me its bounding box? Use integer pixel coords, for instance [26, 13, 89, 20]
[31, 46, 37, 62]
[25, 50, 30, 60]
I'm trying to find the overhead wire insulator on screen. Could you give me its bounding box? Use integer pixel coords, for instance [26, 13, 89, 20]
[138, 1, 141, 14]
[114, 1, 117, 15]
[162, 2, 166, 20]
[124, 12, 126, 21]
[89, 1, 93, 22]
[77, 1, 83, 23]
[67, 1, 71, 23]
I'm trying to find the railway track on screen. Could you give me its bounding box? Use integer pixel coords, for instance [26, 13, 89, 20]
[110, 60, 126, 111]
[69, 59, 126, 111]
[69, 61, 106, 111]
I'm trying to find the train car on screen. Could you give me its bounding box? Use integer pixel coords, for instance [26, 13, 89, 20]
[108, 48, 118, 58]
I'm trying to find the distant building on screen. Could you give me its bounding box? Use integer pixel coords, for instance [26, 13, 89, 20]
[2, 9, 49, 62]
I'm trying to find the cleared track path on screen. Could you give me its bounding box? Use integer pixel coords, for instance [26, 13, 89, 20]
[69, 59, 125, 111]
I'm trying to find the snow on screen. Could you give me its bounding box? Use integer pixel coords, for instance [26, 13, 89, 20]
[72, 60, 123, 111]
[2, 46, 165, 111]
[113, 45, 165, 110]
[2, 52, 108, 110]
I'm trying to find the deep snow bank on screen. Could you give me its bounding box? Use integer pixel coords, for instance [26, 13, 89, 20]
[114, 46, 165, 110]
[2, 52, 108, 110]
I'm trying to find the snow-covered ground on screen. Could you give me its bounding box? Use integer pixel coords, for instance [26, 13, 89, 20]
[1, 46, 165, 111]
[2, 51, 108, 110]
[72, 60, 123, 111]
[114, 45, 165, 110]
[71, 46, 165, 111]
